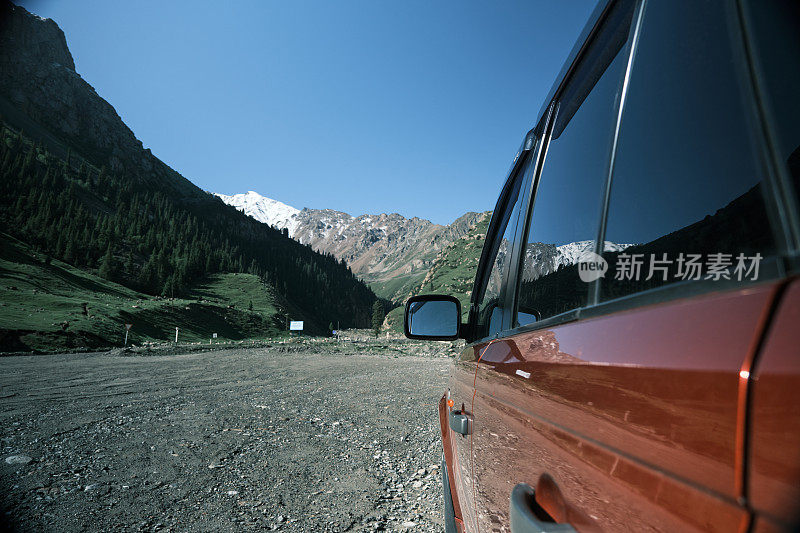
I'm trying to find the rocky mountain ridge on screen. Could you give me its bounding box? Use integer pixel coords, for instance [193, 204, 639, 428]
[216, 190, 483, 301]
[0, 3, 202, 199]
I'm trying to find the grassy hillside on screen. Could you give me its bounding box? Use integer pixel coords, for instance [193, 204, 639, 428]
[361, 270, 428, 303]
[385, 212, 491, 332]
[0, 234, 293, 352]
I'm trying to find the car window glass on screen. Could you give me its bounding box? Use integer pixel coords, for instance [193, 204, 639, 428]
[474, 163, 527, 340]
[600, 0, 777, 302]
[743, 0, 800, 208]
[516, 3, 633, 325]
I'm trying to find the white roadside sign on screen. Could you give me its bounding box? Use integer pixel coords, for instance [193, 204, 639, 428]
[289, 321, 304, 331]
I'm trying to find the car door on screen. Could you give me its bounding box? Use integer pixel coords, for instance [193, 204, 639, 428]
[468, 1, 636, 528]
[470, 1, 791, 531]
[446, 137, 534, 533]
[739, 2, 800, 530]
[748, 280, 800, 532]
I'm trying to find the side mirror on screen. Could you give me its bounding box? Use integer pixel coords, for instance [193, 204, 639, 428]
[404, 295, 461, 340]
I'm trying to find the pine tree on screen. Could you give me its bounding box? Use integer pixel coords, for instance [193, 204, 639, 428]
[98, 243, 115, 280]
[64, 240, 75, 265]
[161, 275, 176, 298]
[124, 251, 134, 276]
[371, 300, 384, 338]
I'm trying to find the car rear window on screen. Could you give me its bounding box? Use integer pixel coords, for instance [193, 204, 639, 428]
[599, 0, 778, 302]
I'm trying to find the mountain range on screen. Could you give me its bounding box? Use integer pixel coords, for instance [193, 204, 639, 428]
[215, 190, 483, 301]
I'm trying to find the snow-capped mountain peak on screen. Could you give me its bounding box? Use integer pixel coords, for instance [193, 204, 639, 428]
[214, 191, 300, 233]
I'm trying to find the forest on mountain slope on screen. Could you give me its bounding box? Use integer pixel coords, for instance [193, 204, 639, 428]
[0, 121, 378, 339]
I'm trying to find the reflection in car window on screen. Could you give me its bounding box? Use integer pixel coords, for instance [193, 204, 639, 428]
[600, 0, 777, 302]
[474, 164, 526, 340]
[743, 0, 800, 206]
[516, 1, 633, 325]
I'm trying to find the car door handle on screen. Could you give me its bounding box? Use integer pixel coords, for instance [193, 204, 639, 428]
[449, 409, 472, 435]
[510, 483, 577, 533]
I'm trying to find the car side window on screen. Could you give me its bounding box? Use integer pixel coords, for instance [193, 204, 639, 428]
[516, 0, 635, 325]
[599, 0, 778, 302]
[473, 160, 528, 340]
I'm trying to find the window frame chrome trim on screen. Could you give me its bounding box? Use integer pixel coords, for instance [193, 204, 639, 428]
[499, 137, 542, 333]
[508, 101, 557, 334]
[589, 0, 647, 306]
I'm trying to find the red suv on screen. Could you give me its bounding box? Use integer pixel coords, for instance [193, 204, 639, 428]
[405, 1, 800, 531]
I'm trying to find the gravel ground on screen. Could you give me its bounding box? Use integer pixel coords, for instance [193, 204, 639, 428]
[0, 340, 455, 532]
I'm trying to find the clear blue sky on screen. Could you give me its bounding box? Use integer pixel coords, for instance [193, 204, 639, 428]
[19, 0, 596, 225]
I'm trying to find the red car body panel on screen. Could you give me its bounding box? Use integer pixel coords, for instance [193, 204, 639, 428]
[441, 282, 785, 532]
[748, 279, 800, 529]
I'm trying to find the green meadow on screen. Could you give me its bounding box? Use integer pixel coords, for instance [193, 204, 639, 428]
[0, 234, 288, 352]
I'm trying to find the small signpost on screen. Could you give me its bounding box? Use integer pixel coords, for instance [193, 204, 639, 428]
[175, 327, 179, 343]
[124, 323, 132, 346]
[210, 332, 217, 345]
[289, 321, 303, 335]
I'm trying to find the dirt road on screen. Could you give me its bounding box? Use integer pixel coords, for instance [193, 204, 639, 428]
[0, 344, 452, 532]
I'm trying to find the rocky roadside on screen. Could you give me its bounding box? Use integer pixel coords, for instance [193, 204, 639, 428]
[0, 343, 456, 532]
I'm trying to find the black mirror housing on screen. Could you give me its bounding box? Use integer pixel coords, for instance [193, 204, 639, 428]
[404, 295, 462, 341]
